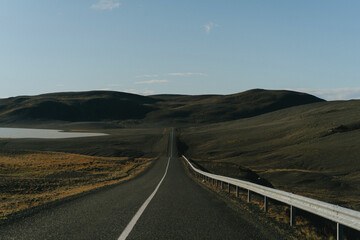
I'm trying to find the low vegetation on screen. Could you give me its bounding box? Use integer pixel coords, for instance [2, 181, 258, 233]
[0, 89, 323, 125]
[0, 150, 154, 220]
[178, 100, 360, 212]
[0, 127, 168, 222]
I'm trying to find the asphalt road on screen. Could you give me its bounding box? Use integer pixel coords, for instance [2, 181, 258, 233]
[0, 129, 282, 240]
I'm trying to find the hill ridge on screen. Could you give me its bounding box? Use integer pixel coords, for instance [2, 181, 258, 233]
[0, 89, 325, 124]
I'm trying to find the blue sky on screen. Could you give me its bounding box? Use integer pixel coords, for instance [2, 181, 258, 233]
[1, 0, 360, 100]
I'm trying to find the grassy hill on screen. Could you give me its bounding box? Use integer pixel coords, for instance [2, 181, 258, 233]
[148, 89, 323, 124]
[1, 88, 360, 237]
[178, 100, 360, 211]
[0, 91, 157, 122]
[0, 89, 324, 124]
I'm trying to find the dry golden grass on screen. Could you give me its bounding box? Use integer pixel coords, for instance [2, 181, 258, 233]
[0, 150, 154, 220]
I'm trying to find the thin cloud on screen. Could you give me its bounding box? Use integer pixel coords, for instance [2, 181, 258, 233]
[204, 22, 218, 34]
[123, 89, 156, 96]
[137, 72, 207, 78]
[135, 79, 170, 84]
[134, 73, 207, 89]
[96, 88, 112, 91]
[91, 0, 121, 10]
[289, 88, 360, 101]
[167, 72, 207, 77]
[108, 83, 122, 87]
[136, 74, 160, 78]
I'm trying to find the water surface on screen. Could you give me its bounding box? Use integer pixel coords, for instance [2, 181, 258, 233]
[0, 127, 108, 139]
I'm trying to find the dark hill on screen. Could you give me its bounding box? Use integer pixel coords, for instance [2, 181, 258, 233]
[178, 99, 360, 211]
[147, 89, 325, 124]
[0, 91, 158, 122]
[0, 89, 324, 123]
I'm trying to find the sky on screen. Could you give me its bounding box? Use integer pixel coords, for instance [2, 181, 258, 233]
[1, 0, 360, 100]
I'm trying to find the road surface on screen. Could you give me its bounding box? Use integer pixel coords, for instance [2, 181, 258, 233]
[0, 129, 282, 239]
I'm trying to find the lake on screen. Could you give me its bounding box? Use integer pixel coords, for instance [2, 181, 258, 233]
[0, 127, 108, 139]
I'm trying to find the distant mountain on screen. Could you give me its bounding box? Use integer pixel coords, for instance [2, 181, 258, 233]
[148, 89, 325, 123]
[0, 89, 325, 124]
[0, 91, 157, 122]
[177, 98, 360, 211]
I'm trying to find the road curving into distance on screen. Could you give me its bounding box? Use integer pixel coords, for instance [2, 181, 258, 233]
[0, 128, 284, 240]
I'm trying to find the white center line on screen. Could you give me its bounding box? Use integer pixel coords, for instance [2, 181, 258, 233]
[118, 157, 170, 240]
[118, 129, 174, 240]
[118, 129, 173, 240]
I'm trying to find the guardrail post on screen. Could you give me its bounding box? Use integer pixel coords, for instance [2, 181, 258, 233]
[182, 155, 360, 236]
[337, 223, 343, 240]
[264, 196, 268, 212]
[228, 183, 231, 193]
[290, 205, 296, 226]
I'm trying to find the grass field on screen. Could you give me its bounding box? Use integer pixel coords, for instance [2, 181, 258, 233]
[178, 100, 360, 212]
[0, 150, 154, 219]
[0, 127, 169, 221]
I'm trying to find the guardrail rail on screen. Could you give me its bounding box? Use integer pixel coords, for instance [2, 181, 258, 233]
[182, 155, 360, 240]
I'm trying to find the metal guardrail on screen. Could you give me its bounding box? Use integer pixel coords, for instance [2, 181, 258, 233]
[182, 155, 360, 240]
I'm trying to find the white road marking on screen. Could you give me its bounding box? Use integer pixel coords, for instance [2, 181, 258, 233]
[170, 128, 174, 157]
[118, 129, 173, 240]
[118, 158, 170, 240]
